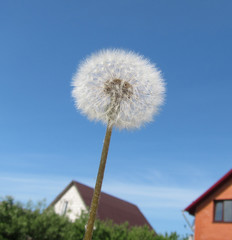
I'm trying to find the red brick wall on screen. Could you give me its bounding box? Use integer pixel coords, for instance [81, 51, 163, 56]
[194, 178, 232, 240]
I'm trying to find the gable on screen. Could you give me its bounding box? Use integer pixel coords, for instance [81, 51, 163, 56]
[196, 177, 232, 216]
[215, 177, 232, 200]
[53, 184, 87, 222]
[185, 169, 232, 216]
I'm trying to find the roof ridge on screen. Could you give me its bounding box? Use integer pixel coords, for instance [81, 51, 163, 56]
[72, 180, 138, 208]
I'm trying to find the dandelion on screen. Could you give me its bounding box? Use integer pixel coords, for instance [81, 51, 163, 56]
[72, 49, 165, 240]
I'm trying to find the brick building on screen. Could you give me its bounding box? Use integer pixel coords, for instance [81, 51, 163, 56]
[185, 169, 232, 240]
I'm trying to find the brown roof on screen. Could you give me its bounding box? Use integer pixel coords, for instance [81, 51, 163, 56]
[185, 169, 232, 216]
[51, 180, 153, 230]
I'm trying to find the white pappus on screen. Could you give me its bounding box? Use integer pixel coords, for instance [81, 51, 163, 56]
[72, 49, 165, 129]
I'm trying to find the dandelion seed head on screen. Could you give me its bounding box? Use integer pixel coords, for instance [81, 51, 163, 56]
[72, 49, 165, 129]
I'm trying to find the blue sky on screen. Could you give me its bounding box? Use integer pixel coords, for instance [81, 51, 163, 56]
[1, 0, 232, 236]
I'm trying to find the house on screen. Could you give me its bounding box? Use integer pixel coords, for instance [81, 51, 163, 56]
[50, 180, 153, 229]
[184, 169, 232, 240]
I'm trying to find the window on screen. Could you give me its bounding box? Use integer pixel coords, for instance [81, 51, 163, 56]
[214, 200, 232, 222]
[61, 200, 69, 215]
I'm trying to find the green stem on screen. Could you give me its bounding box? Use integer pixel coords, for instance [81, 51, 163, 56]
[83, 123, 113, 240]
